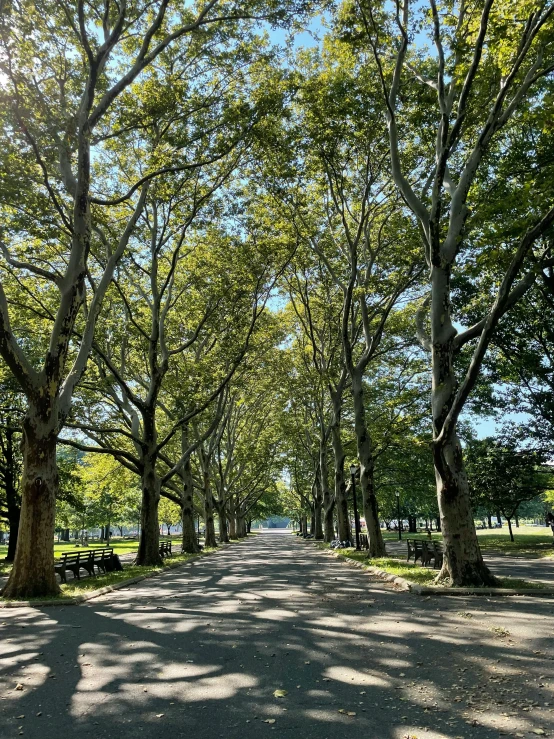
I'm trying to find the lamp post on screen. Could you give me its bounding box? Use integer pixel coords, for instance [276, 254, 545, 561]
[349, 464, 361, 550]
[396, 490, 402, 540]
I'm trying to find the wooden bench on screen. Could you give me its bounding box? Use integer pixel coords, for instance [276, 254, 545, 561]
[359, 533, 369, 550]
[406, 538, 424, 563]
[54, 551, 95, 584]
[406, 539, 444, 569]
[159, 541, 172, 557]
[91, 547, 115, 573]
[431, 541, 444, 569]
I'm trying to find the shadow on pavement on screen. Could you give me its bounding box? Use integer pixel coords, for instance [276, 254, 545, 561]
[1, 531, 553, 739]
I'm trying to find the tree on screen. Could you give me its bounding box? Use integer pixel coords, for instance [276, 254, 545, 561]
[0, 0, 269, 598]
[348, 0, 554, 584]
[466, 430, 552, 541]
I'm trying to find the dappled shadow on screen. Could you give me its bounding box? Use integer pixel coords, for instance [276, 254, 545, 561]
[1, 532, 554, 739]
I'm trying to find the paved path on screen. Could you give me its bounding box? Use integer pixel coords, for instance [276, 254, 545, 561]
[1, 532, 554, 739]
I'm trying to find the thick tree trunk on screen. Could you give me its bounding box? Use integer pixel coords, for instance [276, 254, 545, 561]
[331, 411, 351, 542]
[180, 432, 200, 554]
[203, 469, 218, 548]
[433, 433, 495, 586]
[320, 442, 334, 543]
[430, 266, 494, 587]
[236, 512, 247, 538]
[487, 513, 493, 529]
[515, 513, 519, 528]
[496, 510, 502, 526]
[301, 514, 307, 535]
[351, 374, 385, 557]
[136, 452, 162, 566]
[408, 516, 417, 533]
[2, 412, 59, 599]
[246, 519, 251, 534]
[228, 508, 237, 539]
[310, 507, 315, 535]
[507, 517, 514, 541]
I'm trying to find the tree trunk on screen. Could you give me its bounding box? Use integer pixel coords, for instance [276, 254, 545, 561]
[351, 373, 385, 557]
[246, 518, 251, 534]
[310, 507, 315, 535]
[301, 514, 307, 535]
[2, 412, 59, 599]
[180, 434, 200, 553]
[435, 517, 441, 532]
[433, 432, 495, 586]
[429, 264, 494, 586]
[136, 452, 162, 566]
[487, 513, 492, 529]
[218, 498, 229, 543]
[4, 425, 20, 563]
[507, 516, 514, 541]
[203, 468, 218, 548]
[228, 508, 237, 539]
[312, 472, 324, 540]
[331, 413, 351, 543]
[320, 441, 334, 542]
[236, 512, 247, 538]
[496, 510, 502, 526]
[515, 513, 519, 528]
[408, 516, 417, 534]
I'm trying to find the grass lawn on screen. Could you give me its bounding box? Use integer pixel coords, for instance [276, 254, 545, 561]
[317, 542, 547, 590]
[0, 534, 191, 588]
[382, 525, 554, 557]
[1, 547, 217, 602]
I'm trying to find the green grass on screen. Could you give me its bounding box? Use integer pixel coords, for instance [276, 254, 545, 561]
[320, 543, 547, 590]
[1, 547, 217, 602]
[382, 526, 554, 557]
[335, 548, 438, 585]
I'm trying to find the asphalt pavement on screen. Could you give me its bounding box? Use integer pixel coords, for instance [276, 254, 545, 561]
[1, 531, 553, 739]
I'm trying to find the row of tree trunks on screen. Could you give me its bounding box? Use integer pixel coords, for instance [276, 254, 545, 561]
[180, 428, 201, 554]
[320, 439, 335, 542]
[3, 424, 20, 562]
[331, 395, 351, 543]
[312, 471, 324, 540]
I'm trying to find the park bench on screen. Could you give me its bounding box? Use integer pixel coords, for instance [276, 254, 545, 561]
[91, 547, 115, 573]
[406, 538, 424, 564]
[359, 533, 369, 550]
[406, 539, 444, 569]
[431, 541, 444, 569]
[54, 551, 95, 583]
[159, 541, 172, 558]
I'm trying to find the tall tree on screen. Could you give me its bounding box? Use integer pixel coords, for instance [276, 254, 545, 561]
[0, 0, 309, 598]
[350, 0, 554, 584]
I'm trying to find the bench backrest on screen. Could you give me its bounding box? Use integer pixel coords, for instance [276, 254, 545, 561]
[58, 551, 93, 564]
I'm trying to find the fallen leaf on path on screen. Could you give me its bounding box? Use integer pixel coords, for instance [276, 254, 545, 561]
[155, 714, 164, 718]
[15, 684, 23, 691]
[263, 719, 276, 724]
[273, 690, 287, 698]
